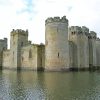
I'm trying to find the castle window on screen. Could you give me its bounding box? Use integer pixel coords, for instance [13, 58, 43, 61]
[22, 57, 24, 62]
[29, 49, 32, 58]
[71, 32, 75, 35]
[58, 52, 59, 58]
[13, 51, 14, 61]
[21, 42, 23, 46]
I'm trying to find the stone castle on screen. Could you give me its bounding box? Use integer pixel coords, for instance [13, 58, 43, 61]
[0, 16, 100, 71]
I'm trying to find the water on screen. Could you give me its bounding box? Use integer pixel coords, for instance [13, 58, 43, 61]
[0, 70, 100, 100]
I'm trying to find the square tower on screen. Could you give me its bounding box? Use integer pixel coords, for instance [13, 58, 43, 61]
[10, 29, 28, 69]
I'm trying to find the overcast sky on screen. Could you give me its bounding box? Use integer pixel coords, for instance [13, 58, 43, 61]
[0, 0, 100, 47]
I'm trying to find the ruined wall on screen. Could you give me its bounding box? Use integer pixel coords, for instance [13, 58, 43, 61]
[2, 50, 11, 68]
[21, 44, 45, 70]
[68, 26, 89, 69]
[45, 16, 70, 71]
[96, 38, 100, 67]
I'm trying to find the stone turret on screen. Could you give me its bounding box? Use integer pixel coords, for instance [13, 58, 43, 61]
[10, 29, 28, 69]
[45, 16, 70, 71]
[68, 26, 89, 69]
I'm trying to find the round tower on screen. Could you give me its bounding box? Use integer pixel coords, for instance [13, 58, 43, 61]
[45, 16, 70, 71]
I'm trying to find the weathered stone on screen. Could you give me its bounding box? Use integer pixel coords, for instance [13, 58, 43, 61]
[0, 16, 100, 71]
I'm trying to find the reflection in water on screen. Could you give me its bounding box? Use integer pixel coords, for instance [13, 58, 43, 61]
[0, 71, 100, 100]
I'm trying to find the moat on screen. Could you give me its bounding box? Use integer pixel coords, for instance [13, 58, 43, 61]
[0, 70, 100, 100]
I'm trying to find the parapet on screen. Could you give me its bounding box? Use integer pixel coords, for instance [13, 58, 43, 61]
[82, 26, 89, 33]
[11, 29, 28, 36]
[45, 16, 68, 25]
[96, 38, 100, 41]
[90, 31, 97, 39]
[0, 38, 7, 43]
[69, 26, 82, 34]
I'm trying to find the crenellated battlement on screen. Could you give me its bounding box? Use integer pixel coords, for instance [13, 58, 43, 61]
[0, 38, 7, 43]
[96, 38, 100, 41]
[89, 31, 97, 39]
[82, 26, 89, 33]
[11, 29, 28, 36]
[45, 16, 68, 25]
[69, 26, 82, 34]
[69, 26, 91, 37]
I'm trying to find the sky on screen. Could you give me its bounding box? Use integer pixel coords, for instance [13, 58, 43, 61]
[0, 0, 100, 48]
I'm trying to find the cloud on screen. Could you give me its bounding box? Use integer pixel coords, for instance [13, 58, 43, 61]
[0, 0, 100, 48]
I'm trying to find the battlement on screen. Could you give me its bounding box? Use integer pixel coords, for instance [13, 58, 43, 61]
[82, 26, 89, 33]
[69, 26, 91, 37]
[0, 38, 7, 43]
[90, 31, 97, 39]
[45, 16, 68, 25]
[69, 26, 82, 34]
[82, 26, 89, 36]
[11, 29, 28, 36]
[96, 38, 100, 41]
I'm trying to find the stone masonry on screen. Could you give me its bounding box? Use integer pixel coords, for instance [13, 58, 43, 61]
[0, 16, 100, 71]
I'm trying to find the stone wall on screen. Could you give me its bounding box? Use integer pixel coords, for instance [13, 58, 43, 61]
[69, 41, 74, 68]
[0, 38, 7, 69]
[21, 45, 38, 70]
[1, 16, 100, 71]
[68, 26, 89, 69]
[2, 50, 11, 69]
[88, 31, 97, 68]
[96, 38, 100, 67]
[37, 44, 45, 70]
[21, 44, 45, 70]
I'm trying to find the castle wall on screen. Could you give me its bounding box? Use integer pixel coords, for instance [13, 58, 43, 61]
[21, 45, 38, 70]
[69, 41, 74, 68]
[88, 31, 97, 67]
[0, 16, 100, 71]
[0, 38, 7, 69]
[68, 29, 78, 68]
[2, 50, 11, 68]
[96, 38, 100, 67]
[37, 45, 45, 70]
[68, 26, 89, 69]
[45, 16, 70, 71]
[21, 44, 45, 70]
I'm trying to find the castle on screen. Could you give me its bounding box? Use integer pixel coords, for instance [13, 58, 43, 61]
[0, 16, 100, 71]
